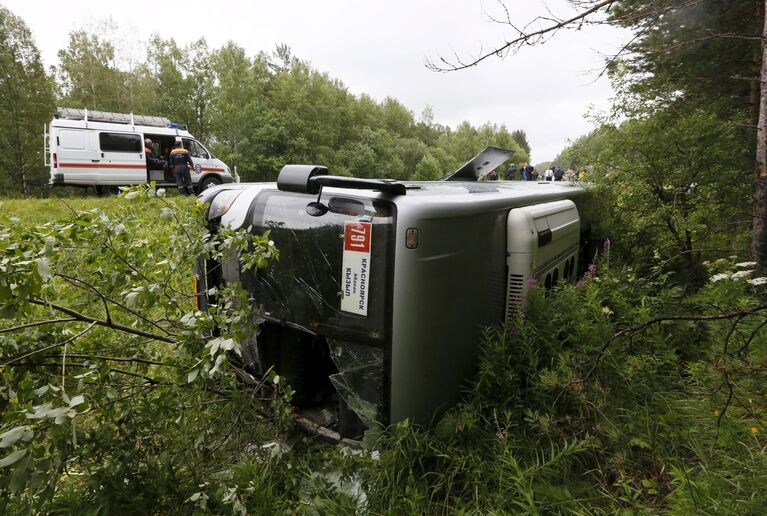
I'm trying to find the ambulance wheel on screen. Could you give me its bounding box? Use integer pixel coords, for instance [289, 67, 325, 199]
[95, 185, 121, 197]
[198, 176, 221, 193]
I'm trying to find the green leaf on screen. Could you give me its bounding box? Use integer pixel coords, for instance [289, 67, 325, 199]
[0, 426, 27, 448]
[209, 353, 226, 376]
[8, 454, 31, 493]
[0, 448, 27, 468]
[69, 395, 85, 408]
[33, 385, 49, 396]
[25, 402, 53, 419]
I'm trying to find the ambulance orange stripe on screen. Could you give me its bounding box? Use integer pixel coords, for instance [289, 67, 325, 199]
[60, 163, 146, 169]
[59, 163, 225, 172]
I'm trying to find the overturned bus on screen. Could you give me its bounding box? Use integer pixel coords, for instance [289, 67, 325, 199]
[197, 148, 595, 439]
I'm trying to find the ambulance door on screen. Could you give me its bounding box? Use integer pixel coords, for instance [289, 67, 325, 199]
[55, 128, 100, 184]
[182, 138, 215, 183]
[144, 134, 169, 183]
[98, 132, 145, 184]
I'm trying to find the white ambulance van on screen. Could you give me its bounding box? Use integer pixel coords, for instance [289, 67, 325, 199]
[45, 108, 237, 194]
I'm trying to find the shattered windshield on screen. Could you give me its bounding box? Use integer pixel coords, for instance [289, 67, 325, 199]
[243, 191, 394, 345]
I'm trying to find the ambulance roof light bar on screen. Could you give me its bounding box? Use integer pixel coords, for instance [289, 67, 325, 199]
[54, 107, 172, 128]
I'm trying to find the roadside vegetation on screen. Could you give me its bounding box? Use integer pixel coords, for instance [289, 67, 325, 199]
[1, 192, 766, 514]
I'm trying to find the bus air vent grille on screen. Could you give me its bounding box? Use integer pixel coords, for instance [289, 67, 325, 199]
[505, 273, 525, 322]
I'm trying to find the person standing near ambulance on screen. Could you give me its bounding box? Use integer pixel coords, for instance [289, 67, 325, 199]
[170, 139, 194, 195]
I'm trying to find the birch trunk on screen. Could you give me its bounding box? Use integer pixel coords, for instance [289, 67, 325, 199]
[753, 1, 767, 273]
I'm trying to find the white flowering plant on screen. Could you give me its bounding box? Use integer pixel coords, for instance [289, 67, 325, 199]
[705, 258, 767, 287]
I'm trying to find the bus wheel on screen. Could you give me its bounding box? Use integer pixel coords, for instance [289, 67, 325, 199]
[198, 176, 221, 193]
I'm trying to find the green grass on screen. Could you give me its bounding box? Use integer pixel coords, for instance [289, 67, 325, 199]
[1, 190, 195, 225]
[1, 197, 122, 224]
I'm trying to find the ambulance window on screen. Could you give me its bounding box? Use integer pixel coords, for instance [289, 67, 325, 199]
[99, 133, 142, 153]
[185, 139, 209, 159]
[59, 130, 86, 150]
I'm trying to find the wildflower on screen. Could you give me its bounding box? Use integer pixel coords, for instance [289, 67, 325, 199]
[748, 277, 767, 286]
[752, 427, 759, 435]
[713, 410, 720, 417]
[731, 270, 752, 280]
[736, 261, 757, 268]
[527, 275, 538, 288]
[268, 240, 275, 247]
[710, 273, 730, 283]
[587, 263, 597, 276]
[495, 430, 505, 439]
[603, 239, 611, 251]
[601, 306, 614, 317]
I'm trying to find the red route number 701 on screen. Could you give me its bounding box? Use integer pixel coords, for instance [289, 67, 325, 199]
[344, 222, 371, 253]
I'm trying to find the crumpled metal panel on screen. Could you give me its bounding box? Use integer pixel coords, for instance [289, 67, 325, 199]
[443, 146, 514, 181]
[327, 339, 384, 427]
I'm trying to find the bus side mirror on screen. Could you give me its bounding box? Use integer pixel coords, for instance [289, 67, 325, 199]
[277, 165, 329, 194]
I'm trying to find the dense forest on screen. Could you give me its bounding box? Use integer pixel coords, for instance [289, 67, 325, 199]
[547, 0, 759, 285]
[3, 1, 767, 514]
[0, 7, 531, 195]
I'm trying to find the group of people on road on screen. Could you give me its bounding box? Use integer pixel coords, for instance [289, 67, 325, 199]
[144, 138, 196, 195]
[486, 162, 586, 182]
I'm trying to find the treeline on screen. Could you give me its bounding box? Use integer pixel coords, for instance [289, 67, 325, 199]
[0, 7, 531, 195]
[549, 0, 759, 286]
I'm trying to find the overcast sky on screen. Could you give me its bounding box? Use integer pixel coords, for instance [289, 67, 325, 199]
[5, 0, 630, 162]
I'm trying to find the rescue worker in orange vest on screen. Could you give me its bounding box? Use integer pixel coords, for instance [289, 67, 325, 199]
[170, 139, 195, 195]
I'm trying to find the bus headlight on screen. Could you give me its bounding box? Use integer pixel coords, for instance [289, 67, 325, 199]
[206, 189, 242, 220]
